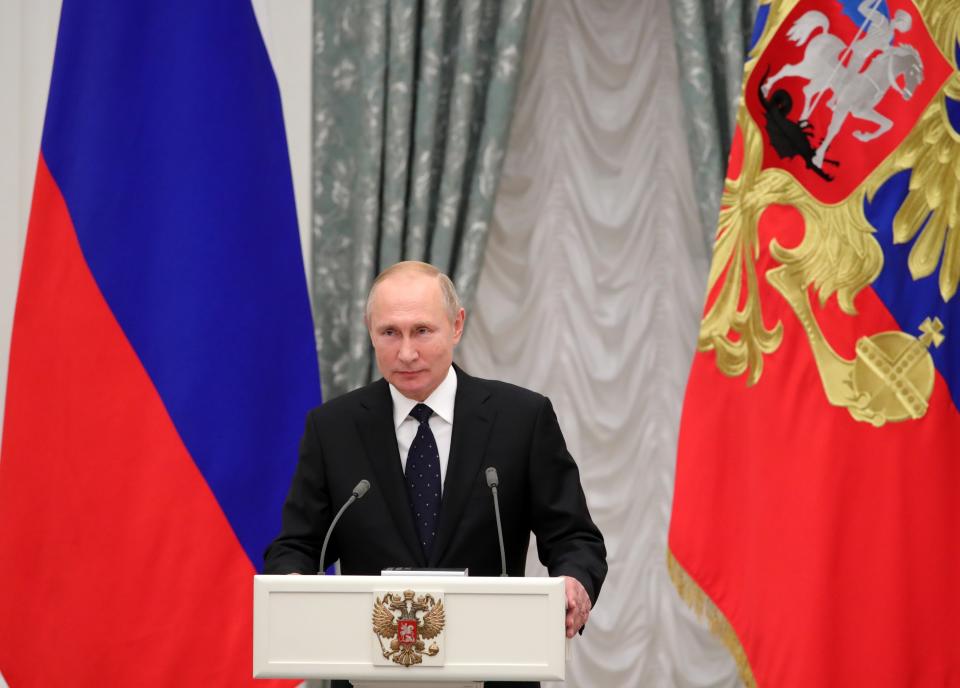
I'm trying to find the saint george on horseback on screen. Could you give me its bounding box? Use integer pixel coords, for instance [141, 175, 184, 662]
[760, 0, 924, 173]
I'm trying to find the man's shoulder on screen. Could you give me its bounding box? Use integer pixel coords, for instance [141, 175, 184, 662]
[305, 378, 389, 421]
[456, 367, 547, 410]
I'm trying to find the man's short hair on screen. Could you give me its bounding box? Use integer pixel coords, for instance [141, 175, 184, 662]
[365, 261, 462, 323]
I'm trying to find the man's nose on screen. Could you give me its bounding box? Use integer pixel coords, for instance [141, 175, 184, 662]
[398, 337, 418, 362]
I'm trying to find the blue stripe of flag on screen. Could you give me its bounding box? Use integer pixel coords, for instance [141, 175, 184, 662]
[41, 0, 321, 568]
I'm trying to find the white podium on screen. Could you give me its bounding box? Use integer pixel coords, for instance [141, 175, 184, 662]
[253, 575, 567, 685]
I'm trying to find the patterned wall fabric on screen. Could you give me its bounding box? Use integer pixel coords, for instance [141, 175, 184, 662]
[311, 0, 530, 400]
[669, 0, 756, 249]
[458, 1, 742, 685]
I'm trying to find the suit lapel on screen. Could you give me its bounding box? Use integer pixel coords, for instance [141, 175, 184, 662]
[429, 367, 494, 566]
[356, 380, 427, 567]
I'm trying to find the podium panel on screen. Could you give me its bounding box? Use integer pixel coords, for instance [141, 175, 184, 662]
[253, 575, 566, 683]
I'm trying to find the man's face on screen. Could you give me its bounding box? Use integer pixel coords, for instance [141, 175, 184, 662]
[367, 272, 464, 401]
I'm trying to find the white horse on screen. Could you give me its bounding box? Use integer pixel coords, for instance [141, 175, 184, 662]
[812, 43, 923, 167]
[761, 10, 925, 169]
[761, 11, 847, 122]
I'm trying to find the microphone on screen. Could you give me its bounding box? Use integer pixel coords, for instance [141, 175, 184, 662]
[318, 479, 370, 573]
[485, 467, 508, 577]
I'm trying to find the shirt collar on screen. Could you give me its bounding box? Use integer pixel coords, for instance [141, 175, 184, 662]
[389, 365, 458, 430]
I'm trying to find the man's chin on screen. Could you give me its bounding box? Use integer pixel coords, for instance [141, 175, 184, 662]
[391, 373, 429, 400]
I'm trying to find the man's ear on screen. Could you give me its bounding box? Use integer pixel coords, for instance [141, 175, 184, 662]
[452, 308, 465, 342]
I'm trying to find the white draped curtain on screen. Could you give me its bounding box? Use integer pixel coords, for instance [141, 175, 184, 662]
[458, 1, 740, 685]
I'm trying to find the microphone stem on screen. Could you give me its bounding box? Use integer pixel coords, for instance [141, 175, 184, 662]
[318, 494, 356, 574]
[491, 485, 507, 577]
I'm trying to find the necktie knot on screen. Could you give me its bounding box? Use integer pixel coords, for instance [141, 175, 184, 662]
[410, 403, 433, 425]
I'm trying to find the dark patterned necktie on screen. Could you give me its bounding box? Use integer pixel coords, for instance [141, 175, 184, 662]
[405, 403, 441, 557]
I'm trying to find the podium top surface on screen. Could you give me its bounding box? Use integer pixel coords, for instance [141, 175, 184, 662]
[255, 573, 564, 592]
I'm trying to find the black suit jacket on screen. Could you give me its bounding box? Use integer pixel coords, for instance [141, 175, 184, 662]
[264, 366, 606, 605]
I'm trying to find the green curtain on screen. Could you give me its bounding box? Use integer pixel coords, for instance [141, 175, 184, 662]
[311, 0, 531, 401]
[669, 0, 756, 248]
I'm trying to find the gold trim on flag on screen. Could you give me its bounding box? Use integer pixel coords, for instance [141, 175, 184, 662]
[666, 550, 757, 688]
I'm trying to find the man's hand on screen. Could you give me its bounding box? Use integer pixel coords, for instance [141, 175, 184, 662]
[561, 576, 591, 638]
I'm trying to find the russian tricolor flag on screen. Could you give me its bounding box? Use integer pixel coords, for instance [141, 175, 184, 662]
[0, 1, 320, 684]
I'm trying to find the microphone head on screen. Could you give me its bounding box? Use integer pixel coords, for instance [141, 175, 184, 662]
[485, 467, 499, 488]
[353, 479, 371, 499]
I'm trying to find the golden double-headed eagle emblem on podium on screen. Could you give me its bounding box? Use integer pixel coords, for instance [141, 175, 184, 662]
[372, 590, 445, 667]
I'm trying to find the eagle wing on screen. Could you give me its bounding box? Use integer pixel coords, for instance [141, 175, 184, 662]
[419, 599, 445, 640]
[882, 2, 960, 302]
[371, 600, 396, 639]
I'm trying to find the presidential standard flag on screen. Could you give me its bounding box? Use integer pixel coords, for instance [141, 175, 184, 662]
[669, 1, 959, 686]
[0, 1, 320, 684]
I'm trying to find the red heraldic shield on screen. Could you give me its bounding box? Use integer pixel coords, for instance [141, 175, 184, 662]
[398, 619, 418, 647]
[669, 1, 960, 686]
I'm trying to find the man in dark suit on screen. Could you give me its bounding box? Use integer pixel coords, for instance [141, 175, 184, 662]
[264, 261, 606, 649]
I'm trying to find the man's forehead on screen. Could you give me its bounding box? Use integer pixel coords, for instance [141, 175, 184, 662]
[370, 273, 444, 316]
[373, 271, 441, 302]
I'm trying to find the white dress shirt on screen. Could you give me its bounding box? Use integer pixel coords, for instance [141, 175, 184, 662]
[389, 365, 457, 495]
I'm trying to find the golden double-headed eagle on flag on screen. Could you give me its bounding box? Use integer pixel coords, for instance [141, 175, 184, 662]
[702, 0, 960, 426]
